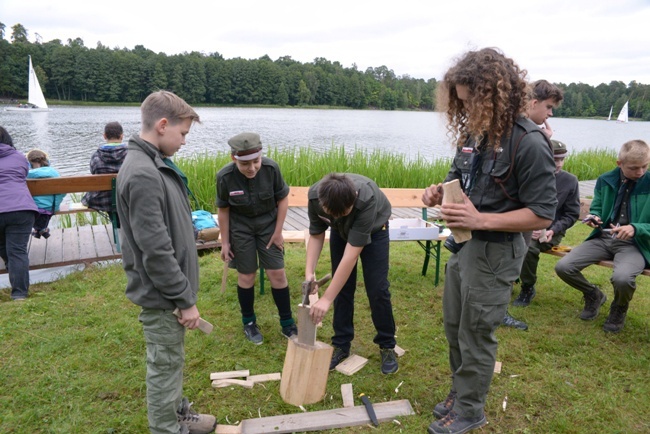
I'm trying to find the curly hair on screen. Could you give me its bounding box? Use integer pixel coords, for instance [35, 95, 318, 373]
[437, 48, 529, 148]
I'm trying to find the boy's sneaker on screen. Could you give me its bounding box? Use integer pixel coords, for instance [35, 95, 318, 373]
[176, 397, 217, 434]
[179, 425, 190, 434]
[580, 287, 607, 320]
[512, 286, 535, 307]
[428, 410, 487, 434]
[32, 230, 41, 239]
[243, 322, 263, 345]
[281, 323, 298, 339]
[433, 390, 457, 419]
[329, 346, 350, 370]
[40, 228, 50, 239]
[380, 348, 398, 374]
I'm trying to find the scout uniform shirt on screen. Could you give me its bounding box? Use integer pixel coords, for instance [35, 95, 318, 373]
[307, 174, 392, 247]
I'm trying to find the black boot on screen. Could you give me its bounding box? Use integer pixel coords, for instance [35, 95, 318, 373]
[580, 287, 607, 320]
[603, 302, 628, 333]
[512, 285, 536, 307]
[502, 311, 528, 330]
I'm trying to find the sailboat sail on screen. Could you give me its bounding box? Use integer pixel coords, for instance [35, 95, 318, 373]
[616, 101, 629, 123]
[607, 106, 613, 121]
[27, 55, 48, 109]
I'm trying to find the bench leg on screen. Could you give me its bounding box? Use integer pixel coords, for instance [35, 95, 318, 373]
[259, 267, 265, 295]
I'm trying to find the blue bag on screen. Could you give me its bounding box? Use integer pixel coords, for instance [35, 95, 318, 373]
[191, 210, 218, 231]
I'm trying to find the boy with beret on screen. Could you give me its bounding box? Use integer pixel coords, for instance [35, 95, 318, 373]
[217, 132, 296, 344]
[116, 91, 216, 434]
[305, 173, 398, 374]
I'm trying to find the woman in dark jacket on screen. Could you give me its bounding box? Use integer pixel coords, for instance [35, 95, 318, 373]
[0, 126, 38, 300]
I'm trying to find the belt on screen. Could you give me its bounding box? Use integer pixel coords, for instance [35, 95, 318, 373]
[472, 230, 518, 242]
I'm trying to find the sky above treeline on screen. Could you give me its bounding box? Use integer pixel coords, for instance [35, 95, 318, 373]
[3, 0, 650, 86]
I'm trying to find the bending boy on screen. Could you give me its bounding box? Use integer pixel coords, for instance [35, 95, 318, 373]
[305, 173, 398, 375]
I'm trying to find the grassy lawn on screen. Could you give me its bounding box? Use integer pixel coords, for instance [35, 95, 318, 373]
[1, 224, 649, 433]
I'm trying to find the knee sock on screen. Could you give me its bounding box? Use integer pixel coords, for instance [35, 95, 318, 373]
[237, 285, 256, 325]
[272, 286, 294, 327]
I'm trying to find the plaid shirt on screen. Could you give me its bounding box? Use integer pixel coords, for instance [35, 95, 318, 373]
[82, 144, 127, 212]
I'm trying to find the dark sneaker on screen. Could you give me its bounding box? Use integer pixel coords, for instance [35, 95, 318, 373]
[177, 397, 217, 434]
[281, 323, 298, 339]
[32, 230, 41, 239]
[380, 348, 398, 374]
[502, 311, 528, 331]
[580, 287, 607, 321]
[40, 228, 50, 239]
[512, 286, 536, 307]
[433, 390, 456, 419]
[428, 410, 487, 434]
[603, 302, 629, 333]
[329, 346, 350, 370]
[243, 322, 263, 345]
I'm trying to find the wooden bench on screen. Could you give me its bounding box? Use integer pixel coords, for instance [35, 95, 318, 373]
[0, 174, 219, 275]
[258, 187, 446, 293]
[543, 246, 650, 277]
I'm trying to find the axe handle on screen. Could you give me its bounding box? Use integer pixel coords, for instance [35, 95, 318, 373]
[314, 273, 332, 288]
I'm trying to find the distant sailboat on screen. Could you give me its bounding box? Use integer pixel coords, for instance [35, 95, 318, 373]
[616, 101, 629, 123]
[607, 105, 613, 121]
[5, 56, 50, 112]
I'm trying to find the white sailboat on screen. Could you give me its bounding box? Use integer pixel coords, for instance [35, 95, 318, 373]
[616, 101, 629, 123]
[607, 105, 613, 121]
[5, 56, 50, 112]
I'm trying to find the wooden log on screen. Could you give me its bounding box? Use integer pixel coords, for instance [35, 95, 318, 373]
[442, 179, 472, 243]
[210, 370, 250, 381]
[212, 379, 255, 389]
[280, 338, 333, 406]
[239, 399, 415, 433]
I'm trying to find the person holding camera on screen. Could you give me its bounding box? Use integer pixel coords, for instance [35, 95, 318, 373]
[421, 48, 558, 434]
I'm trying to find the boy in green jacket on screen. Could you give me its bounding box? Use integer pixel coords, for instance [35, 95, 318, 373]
[117, 91, 216, 434]
[556, 139, 650, 333]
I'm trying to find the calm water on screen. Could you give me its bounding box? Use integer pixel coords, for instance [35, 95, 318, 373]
[1, 106, 650, 175]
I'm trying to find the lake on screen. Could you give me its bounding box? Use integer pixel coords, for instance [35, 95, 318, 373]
[1, 106, 650, 175]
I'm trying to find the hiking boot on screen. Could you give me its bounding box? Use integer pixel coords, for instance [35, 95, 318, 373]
[329, 346, 350, 370]
[243, 321, 263, 345]
[502, 311, 528, 331]
[512, 285, 536, 307]
[433, 390, 456, 419]
[580, 287, 607, 321]
[281, 323, 298, 339]
[177, 397, 217, 434]
[428, 410, 487, 434]
[380, 348, 398, 374]
[603, 302, 629, 333]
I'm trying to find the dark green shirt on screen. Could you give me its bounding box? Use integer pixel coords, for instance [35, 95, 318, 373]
[216, 157, 289, 218]
[308, 174, 392, 247]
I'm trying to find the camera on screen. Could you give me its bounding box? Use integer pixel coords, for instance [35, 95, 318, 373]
[444, 234, 466, 254]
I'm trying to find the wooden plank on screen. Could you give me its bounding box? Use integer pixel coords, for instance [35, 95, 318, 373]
[246, 373, 281, 383]
[394, 345, 405, 357]
[28, 233, 47, 269]
[78, 225, 97, 261]
[210, 370, 250, 380]
[239, 399, 414, 433]
[442, 180, 472, 242]
[62, 224, 80, 263]
[341, 383, 354, 408]
[43, 230, 63, 266]
[286, 187, 310, 207]
[381, 188, 426, 208]
[27, 174, 116, 196]
[212, 379, 255, 389]
[92, 224, 115, 257]
[335, 354, 368, 376]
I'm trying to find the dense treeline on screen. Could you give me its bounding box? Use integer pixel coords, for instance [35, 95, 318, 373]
[1, 22, 649, 119]
[0, 24, 436, 110]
